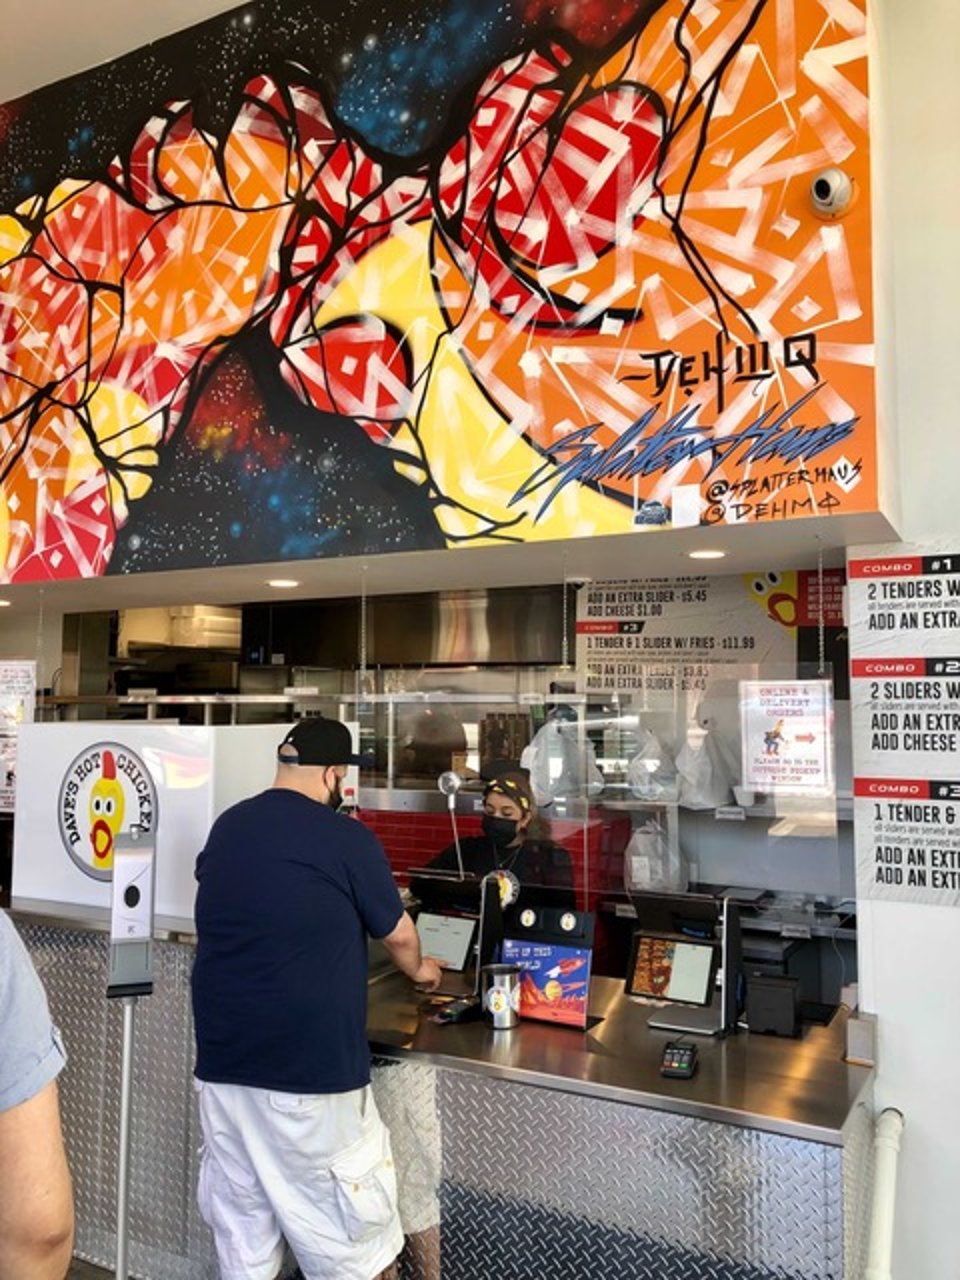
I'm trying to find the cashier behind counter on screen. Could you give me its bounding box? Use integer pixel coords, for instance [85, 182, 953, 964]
[417, 773, 576, 913]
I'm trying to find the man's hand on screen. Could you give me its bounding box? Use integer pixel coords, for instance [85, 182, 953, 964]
[412, 957, 444, 992]
[381, 913, 444, 989]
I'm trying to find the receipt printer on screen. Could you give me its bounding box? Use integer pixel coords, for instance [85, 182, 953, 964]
[107, 827, 156, 998]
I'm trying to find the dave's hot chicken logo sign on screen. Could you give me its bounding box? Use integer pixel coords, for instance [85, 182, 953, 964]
[57, 742, 158, 880]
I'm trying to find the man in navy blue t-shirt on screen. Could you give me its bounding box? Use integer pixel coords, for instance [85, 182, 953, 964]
[191, 717, 441, 1280]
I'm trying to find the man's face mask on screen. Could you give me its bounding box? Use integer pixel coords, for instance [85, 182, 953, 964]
[482, 814, 519, 847]
[327, 773, 343, 811]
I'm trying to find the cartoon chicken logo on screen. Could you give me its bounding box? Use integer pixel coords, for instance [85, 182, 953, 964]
[88, 750, 125, 870]
[745, 571, 800, 629]
[58, 741, 158, 880]
[492, 868, 520, 908]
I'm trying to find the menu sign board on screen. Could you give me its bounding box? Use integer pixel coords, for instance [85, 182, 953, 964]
[850, 656, 960, 777]
[0, 661, 36, 814]
[575, 575, 796, 697]
[849, 549, 960, 906]
[852, 777, 960, 901]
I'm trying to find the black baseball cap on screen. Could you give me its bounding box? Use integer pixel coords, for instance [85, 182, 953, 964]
[277, 718, 363, 766]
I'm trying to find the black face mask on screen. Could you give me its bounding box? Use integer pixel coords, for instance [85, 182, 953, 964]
[482, 815, 519, 848]
[327, 775, 343, 811]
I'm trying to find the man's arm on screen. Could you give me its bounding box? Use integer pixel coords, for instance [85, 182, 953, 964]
[381, 912, 443, 990]
[0, 1080, 74, 1280]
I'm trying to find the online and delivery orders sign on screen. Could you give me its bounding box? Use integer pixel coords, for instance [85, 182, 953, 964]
[739, 679, 834, 796]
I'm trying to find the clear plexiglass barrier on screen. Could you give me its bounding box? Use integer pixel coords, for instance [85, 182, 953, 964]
[17, 661, 848, 963]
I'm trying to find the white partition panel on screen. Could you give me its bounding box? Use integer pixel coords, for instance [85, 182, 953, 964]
[12, 722, 294, 926]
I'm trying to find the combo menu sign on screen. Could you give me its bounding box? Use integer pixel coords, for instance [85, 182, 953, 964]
[849, 549, 960, 906]
[574, 575, 797, 698]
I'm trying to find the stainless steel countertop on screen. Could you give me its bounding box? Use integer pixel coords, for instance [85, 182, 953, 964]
[367, 972, 871, 1146]
[12, 903, 870, 1144]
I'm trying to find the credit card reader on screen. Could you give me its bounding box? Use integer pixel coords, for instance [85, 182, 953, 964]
[107, 827, 156, 998]
[430, 997, 482, 1024]
[659, 1040, 698, 1079]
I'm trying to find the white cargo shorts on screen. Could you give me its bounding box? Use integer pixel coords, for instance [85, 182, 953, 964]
[195, 1079, 403, 1280]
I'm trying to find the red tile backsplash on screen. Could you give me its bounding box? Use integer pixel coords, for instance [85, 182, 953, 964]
[359, 806, 634, 977]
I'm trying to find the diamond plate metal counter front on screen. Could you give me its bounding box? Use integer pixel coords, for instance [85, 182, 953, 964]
[20, 923, 219, 1280]
[842, 1083, 875, 1279]
[21, 922, 862, 1280]
[433, 1069, 844, 1279]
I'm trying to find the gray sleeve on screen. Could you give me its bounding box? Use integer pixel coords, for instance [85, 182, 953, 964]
[0, 912, 67, 1113]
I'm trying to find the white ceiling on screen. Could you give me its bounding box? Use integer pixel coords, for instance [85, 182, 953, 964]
[1, 0, 243, 103]
[0, 3, 898, 617]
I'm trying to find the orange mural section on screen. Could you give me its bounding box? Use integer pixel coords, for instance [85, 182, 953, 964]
[0, 0, 875, 581]
[441, 0, 875, 531]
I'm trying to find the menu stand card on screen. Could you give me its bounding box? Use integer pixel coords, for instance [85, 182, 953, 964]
[500, 909, 594, 1029]
[501, 937, 592, 1028]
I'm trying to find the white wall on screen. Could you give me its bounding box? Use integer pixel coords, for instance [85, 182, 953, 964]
[0, 0, 241, 103]
[865, 1, 960, 1275]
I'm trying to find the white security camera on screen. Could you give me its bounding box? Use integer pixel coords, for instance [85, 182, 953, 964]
[810, 167, 854, 219]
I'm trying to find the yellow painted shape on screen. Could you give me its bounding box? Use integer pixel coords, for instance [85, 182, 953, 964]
[311, 220, 447, 372]
[64, 384, 163, 517]
[45, 179, 91, 216]
[14, 195, 43, 220]
[0, 215, 30, 265]
[311, 223, 637, 544]
[422, 336, 636, 543]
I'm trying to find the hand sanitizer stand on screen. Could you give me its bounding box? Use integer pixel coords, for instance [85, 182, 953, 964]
[107, 827, 156, 1280]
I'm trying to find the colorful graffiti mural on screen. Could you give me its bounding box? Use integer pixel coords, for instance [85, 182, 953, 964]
[0, 0, 874, 582]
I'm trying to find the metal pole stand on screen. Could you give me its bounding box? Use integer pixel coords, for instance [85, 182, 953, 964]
[108, 826, 156, 1280]
[115, 994, 138, 1280]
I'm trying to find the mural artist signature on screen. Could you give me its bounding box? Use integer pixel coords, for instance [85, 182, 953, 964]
[510, 385, 857, 522]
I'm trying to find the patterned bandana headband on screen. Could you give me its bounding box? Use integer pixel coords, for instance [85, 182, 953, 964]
[484, 777, 532, 812]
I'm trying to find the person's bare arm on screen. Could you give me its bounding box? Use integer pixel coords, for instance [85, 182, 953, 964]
[381, 912, 443, 990]
[0, 1080, 74, 1280]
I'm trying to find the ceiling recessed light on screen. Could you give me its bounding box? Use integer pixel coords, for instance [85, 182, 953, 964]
[688, 549, 726, 560]
[0, 600, 10, 607]
[267, 579, 300, 589]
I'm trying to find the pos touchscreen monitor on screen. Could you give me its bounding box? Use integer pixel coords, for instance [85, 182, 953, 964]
[415, 913, 477, 972]
[628, 889, 719, 940]
[408, 867, 483, 913]
[626, 932, 718, 1007]
[626, 891, 742, 1036]
[408, 868, 503, 998]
